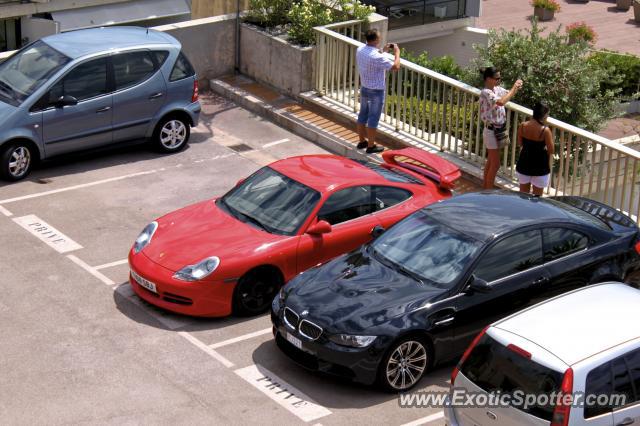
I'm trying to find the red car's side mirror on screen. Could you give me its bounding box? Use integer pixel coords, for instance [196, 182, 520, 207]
[306, 220, 332, 235]
[236, 178, 245, 187]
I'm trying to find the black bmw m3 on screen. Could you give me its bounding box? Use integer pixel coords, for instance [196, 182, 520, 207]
[271, 191, 640, 391]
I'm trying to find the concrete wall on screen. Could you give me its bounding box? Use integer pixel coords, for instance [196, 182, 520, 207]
[240, 24, 314, 97]
[192, 0, 249, 19]
[153, 15, 237, 87]
[401, 26, 488, 67]
[240, 13, 388, 98]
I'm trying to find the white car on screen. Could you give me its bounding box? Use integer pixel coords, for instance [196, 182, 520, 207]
[445, 282, 640, 426]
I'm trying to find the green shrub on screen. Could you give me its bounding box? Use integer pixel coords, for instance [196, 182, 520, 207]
[288, 0, 375, 46]
[471, 20, 617, 132]
[588, 50, 640, 101]
[401, 50, 466, 81]
[246, 0, 293, 27]
[531, 0, 561, 11]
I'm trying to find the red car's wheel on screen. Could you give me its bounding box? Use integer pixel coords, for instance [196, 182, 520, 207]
[232, 268, 282, 316]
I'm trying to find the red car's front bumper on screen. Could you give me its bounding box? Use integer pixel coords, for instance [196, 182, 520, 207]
[128, 251, 236, 317]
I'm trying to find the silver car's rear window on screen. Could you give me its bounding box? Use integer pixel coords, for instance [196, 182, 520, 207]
[460, 334, 563, 421]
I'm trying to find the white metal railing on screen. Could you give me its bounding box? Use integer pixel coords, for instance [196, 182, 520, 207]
[314, 24, 640, 218]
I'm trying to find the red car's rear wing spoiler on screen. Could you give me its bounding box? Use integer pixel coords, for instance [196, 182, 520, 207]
[381, 148, 461, 190]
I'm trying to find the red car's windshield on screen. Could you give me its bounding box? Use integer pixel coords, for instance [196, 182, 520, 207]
[219, 167, 320, 236]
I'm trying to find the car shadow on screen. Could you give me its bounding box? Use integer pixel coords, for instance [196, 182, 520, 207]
[0, 91, 238, 188]
[112, 282, 251, 332]
[248, 340, 453, 410]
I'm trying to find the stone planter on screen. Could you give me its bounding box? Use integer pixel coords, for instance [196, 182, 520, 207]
[533, 7, 555, 21]
[635, 1, 640, 22]
[617, 0, 632, 11]
[240, 23, 314, 97]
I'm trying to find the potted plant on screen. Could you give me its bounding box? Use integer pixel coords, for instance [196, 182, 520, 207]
[531, 0, 561, 21]
[617, 0, 632, 11]
[635, 0, 640, 22]
[566, 22, 597, 46]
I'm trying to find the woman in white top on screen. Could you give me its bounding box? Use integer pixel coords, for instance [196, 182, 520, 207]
[479, 67, 523, 189]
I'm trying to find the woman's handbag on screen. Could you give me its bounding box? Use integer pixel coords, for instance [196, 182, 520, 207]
[493, 124, 511, 149]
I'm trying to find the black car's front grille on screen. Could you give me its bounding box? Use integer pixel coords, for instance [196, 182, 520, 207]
[282, 307, 323, 340]
[299, 319, 323, 340]
[284, 307, 299, 329]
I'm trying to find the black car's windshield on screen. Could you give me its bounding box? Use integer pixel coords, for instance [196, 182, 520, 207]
[371, 211, 480, 287]
[219, 167, 320, 236]
[0, 41, 70, 106]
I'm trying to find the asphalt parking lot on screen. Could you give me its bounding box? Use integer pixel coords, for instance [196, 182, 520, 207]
[0, 93, 450, 425]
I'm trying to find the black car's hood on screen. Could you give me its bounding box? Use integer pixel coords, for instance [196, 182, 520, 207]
[285, 248, 445, 334]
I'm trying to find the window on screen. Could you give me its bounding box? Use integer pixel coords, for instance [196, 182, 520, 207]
[627, 348, 640, 405]
[474, 230, 543, 282]
[219, 167, 320, 236]
[371, 212, 480, 287]
[585, 362, 613, 418]
[0, 40, 70, 105]
[543, 228, 589, 261]
[584, 348, 640, 419]
[170, 52, 195, 82]
[318, 186, 376, 225]
[151, 50, 170, 68]
[373, 186, 412, 211]
[460, 334, 563, 421]
[113, 51, 156, 90]
[47, 57, 108, 104]
[355, 160, 423, 184]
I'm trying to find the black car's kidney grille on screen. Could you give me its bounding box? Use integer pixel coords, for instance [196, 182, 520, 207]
[284, 307, 299, 329]
[299, 319, 322, 340]
[282, 307, 323, 340]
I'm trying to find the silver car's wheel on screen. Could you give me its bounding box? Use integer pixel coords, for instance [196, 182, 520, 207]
[160, 120, 187, 149]
[153, 116, 190, 153]
[1, 144, 33, 181]
[384, 340, 428, 391]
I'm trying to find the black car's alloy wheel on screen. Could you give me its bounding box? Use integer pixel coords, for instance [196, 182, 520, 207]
[233, 269, 281, 316]
[1, 143, 33, 181]
[380, 338, 429, 392]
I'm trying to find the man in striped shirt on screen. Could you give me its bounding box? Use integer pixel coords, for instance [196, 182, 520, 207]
[356, 29, 400, 154]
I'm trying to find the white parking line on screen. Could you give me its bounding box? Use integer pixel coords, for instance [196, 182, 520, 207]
[0, 204, 12, 217]
[178, 331, 235, 368]
[209, 328, 272, 349]
[95, 259, 129, 270]
[262, 138, 290, 148]
[0, 170, 160, 204]
[235, 364, 332, 422]
[400, 412, 445, 426]
[67, 254, 115, 286]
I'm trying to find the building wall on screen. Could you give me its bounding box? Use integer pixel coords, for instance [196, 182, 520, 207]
[0, 0, 131, 19]
[191, 0, 249, 19]
[398, 25, 488, 67]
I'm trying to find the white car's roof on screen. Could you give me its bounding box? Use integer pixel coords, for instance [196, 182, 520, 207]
[494, 283, 640, 365]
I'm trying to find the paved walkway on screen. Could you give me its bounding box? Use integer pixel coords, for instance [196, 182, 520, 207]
[477, 0, 640, 56]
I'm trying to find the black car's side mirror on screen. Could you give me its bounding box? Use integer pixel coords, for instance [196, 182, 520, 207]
[467, 276, 492, 294]
[55, 95, 78, 108]
[371, 225, 386, 238]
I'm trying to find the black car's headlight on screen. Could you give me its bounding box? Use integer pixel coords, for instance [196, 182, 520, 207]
[133, 221, 158, 254]
[329, 334, 377, 348]
[173, 256, 220, 282]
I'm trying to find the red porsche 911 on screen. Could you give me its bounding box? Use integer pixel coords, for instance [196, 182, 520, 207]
[128, 148, 461, 317]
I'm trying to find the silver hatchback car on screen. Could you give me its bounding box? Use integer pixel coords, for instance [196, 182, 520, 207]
[446, 282, 640, 426]
[0, 26, 201, 181]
